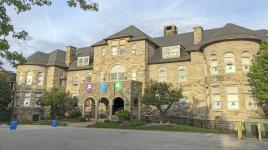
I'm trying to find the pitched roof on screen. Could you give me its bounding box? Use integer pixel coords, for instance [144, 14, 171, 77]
[92, 25, 158, 47]
[26, 49, 67, 68]
[190, 23, 263, 51]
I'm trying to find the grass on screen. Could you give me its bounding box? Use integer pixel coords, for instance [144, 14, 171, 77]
[19, 118, 83, 126]
[88, 121, 232, 134]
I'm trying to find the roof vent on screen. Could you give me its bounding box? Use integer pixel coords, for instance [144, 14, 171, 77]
[164, 25, 177, 37]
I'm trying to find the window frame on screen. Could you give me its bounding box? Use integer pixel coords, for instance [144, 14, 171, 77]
[36, 72, 44, 86]
[224, 52, 236, 73]
[72, 74, 79, 87]
[162, 45, 180, 59]
[158, 66, 166, 82]
[77, 56, 90, 66]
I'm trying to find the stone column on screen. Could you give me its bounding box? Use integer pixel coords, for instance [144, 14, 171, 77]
[109, 103, 113, 121]
[95, 103, 98, 120]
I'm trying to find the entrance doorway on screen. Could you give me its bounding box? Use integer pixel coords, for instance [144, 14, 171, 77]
[98, 97, 109, 119]
[84, 98, 95, 118]
[112, 97, 124, 115]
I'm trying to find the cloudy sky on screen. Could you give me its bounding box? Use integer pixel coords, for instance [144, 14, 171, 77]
[2, 0, 268, 70]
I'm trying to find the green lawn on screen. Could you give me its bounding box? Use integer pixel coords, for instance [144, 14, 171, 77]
[19, 118, 82, 126]
[88, 121, 232, 134]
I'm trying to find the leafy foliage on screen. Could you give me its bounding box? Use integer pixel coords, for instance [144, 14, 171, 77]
[0, 72, 12, 111]
[116, 110, 130, 122]
[248, 41, 268, 114]
[0, 0, 98, 67]
[37, 88, 75, 119]
[142, 80, 183, 115]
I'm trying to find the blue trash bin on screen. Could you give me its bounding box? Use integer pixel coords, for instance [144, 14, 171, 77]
[10, 121, 17, 130]
[51, 119, 58, 127]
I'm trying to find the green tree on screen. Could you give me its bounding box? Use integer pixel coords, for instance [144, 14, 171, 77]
[141, 80, 183, 119]
[37, 88, 74, 119]
[0, 72, 12, 111]
[248, 41, 268, 115]
[0, 0, 98, 67]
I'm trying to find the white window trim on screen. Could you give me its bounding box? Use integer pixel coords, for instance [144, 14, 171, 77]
[162, 45, 180, 59]
[77, 56, 90, 66]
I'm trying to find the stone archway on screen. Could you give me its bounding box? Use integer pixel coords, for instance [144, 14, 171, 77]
[84, 98, 95, 119]
[98, 97, 110, 119]
[112, 97, 124, 115]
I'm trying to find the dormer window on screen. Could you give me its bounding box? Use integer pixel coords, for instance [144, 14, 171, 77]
[162, 45, 180, 59]
[77, 56, 90, 66]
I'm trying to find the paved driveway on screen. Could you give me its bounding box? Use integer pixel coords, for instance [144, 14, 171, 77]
[0, 126, 267, 150]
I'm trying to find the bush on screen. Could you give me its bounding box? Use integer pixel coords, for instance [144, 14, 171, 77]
[128, 119, 145, 127]
[116, 110, 130, 122]
[70, 111, 82, 118]
[78, 116, 87, 122]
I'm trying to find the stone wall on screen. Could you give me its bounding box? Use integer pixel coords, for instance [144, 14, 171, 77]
[203, 40, 264, 121]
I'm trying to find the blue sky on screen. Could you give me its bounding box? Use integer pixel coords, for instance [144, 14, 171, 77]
[2, 0, 268, 70]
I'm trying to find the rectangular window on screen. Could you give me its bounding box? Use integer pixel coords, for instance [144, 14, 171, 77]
[242, 58, 251, 73]
[226, 86, 239, 110]
[211, 61, 218, 75]
[23, 93, 31, 107]
[112, 46, 118, 56]
[119, 45, 125, 55]
[34, 92, 42, 107]
[110, 73, 125, 81]
[211, 86, 221, 109]
[77, 56, 90, 66]
[244, 86, 257, 110]
[162, 45, 180, 59]
[101, 47, 106, 57]
[131, 43, 137, 54]
[179, 92, 188, 109]
[158, 71, 166, 82]
[71, 93, 78, 99]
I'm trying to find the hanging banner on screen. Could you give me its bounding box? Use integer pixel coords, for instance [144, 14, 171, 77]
[85, 83, 93, 93]
[101, 82, 108, 94]
[115, 81, 123, 92]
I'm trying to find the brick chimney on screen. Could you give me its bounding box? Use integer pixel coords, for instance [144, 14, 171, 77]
[65, 46, 77, 66]
[164, 25, 177, 37]
[193, 26, 204, 45]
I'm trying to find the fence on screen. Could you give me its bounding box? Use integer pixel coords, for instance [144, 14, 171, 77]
[162, 115, 239, 131]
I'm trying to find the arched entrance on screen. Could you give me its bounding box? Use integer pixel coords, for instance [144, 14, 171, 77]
[98, 97, 109, 119]
[112, 97, 124, 115]
[84, 98, 95, 118]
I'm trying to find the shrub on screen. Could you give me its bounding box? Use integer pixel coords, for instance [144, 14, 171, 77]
[116, 110, 130, 122]
[78, 116, 87, 122]
[128, 119, 145, 127]
[70, 111, 82, 118]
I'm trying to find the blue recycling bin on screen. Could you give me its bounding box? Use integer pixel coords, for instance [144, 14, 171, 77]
[51, 119, 58, 127]
[10, 121, 17, 130]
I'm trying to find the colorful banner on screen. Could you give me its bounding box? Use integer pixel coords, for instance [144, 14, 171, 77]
[114, 81, 123, 92]
[85, 83, 93, 93]
[101, 82, 108, 94]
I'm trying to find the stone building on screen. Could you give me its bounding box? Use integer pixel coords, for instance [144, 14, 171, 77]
[15, 23, 268, 121]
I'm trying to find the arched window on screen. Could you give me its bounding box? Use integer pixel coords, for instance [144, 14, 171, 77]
[110, 64, 125, 81]
[100, 71, 105, 82]
[178, 66, 186, 81]
[241, 51, 251, 73]
[158, 66, 166, 82]
[25, 72, 33, 85]
[131, 68, 137, 80]
[85, 72, 92, 82]
[36, 72, 44, 86]
[210, 54, 218, 75]
[72, 74, 79, 86]
[224, 52, 236, 73]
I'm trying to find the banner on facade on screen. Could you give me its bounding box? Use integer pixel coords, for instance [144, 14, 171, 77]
[101, 82, 108, 94]
[86, 83, 93, 93]
[114, 81, 123, 92]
